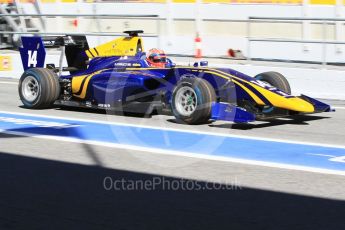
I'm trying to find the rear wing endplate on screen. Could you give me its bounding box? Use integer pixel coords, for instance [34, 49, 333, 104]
[19, 35, 89, 73]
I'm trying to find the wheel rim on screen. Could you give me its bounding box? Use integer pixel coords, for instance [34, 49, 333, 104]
[175, 86, 197, 116]
[22, 76, 40, 102]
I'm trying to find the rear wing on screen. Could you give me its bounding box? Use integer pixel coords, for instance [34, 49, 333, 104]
[19, 35, 89, 73]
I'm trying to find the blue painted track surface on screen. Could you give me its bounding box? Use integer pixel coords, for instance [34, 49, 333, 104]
[0, 112, 344, 171]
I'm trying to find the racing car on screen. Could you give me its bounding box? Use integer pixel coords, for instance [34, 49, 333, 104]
[18, 30, 332, 124]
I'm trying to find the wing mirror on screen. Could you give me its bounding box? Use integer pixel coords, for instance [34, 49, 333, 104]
[200, 61, 208, 66]
[193, 61, 208, 67]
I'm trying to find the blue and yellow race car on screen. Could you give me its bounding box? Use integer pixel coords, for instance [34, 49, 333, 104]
[18, 31, 332, 124]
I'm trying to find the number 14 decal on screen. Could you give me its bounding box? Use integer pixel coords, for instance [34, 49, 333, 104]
[28, 50, 38, 67]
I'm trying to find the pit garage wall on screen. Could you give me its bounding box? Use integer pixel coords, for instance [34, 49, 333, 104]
[21, 3, 345, 63]
[1, 52, 345, 100]
[3, 3, 345, 100]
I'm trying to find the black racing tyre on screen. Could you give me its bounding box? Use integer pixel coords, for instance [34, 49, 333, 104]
[172, 77, 216, 125]
[254, 71, 291, 94]
[18, 68, 60, 109]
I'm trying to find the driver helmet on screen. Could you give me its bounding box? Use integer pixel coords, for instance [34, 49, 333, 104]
[146, 48, 167, 68]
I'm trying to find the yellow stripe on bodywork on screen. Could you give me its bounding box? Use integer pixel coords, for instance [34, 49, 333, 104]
[72, 70, 105, 99]
[72, 75, 87, 94]
[85, 50, 93, 58]
[86, 37, 144, 58]
[204, 70, 266, 105]
[232, 79, 265, 105]
[89, 48, 98, 57]
[285, 97, 315, 113]
[74, 75, 93, 99]
[248, 82, 314, 113]
[203, 68, 314, 113]
[71, 75, 93, 99]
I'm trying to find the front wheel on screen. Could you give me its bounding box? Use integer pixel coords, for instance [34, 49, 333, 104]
[171, 77, 216, 125]
[254, 71, 291, 114]
[19, 68, 60, 109]
[254, 71, 291, 94]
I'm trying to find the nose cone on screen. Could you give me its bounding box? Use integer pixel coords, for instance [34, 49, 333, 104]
[287, 98, 315, 113]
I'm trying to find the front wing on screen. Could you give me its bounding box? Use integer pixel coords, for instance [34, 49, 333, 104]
[211, 96, 333, 123]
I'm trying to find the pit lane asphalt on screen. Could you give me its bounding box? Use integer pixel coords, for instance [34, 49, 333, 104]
[0, 78, 345, 229]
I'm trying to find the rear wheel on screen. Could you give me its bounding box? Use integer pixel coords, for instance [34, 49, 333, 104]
[172, 78, 216, 125]
[19, 68, 60, 109]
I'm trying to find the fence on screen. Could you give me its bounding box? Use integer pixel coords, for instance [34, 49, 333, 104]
[2, 12, 345, 65]
[0, 14, 161, 48]
[247, 17, 345, 66]
[0, 0, 344, 4]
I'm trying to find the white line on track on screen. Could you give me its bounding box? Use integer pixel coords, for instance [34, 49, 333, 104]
[307, 153, 335, 158]
[1, 110, 345, 150]
[0, 81, 17, 85]
[0, 129, 345, 176]
[333, 106, 345, 110]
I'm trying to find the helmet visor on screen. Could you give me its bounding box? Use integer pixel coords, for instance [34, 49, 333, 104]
[152, 57, 167, 63]
[150, 53, 167, 63]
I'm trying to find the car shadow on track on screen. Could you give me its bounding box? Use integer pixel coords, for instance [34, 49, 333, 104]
[55, 106, 330, 130]
[210, 115, 330, 130]
[55, 106, 156, 118]
[0, 150, 344, 230]
[167, 119, 214, 125]
[18, 105, 331, 130]
[19, 105, 155, 119]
